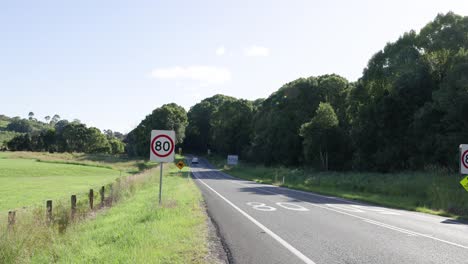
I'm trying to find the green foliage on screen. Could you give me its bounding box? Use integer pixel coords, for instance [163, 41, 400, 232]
[6, 118, 34, 133]
[250, 74, 351, 166]
[350, 12, 468, 171]
[3, 115, 125, 154]
[300, 103, 340, 170]
[108, 138, 125, 154]
[126, 103, 188, 157]
[184, 94, 236, 152]
[210, 99, 254, 156]
[0, 131, 21, 149]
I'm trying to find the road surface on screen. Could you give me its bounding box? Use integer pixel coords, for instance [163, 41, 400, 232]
[190, 158, 468, 264]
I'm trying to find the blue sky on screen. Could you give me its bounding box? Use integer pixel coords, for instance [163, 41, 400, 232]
[1, 0, 467, 133]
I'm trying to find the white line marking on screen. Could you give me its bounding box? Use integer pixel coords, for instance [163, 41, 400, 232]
[276, 202, 309, 211]
[363, 220, 419, 236]
[224, 177, 468, 250]
[351, 205, 401, 215]
[247, 202, 277, 211]
[192, 170, 316, 264]
[326, 204, 364, 212]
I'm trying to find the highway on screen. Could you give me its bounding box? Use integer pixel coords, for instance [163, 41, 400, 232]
[190, 158, 468, 264]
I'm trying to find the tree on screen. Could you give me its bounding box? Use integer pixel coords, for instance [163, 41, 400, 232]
[6, 118, 33, 133]
[103, 129, 114, 138]
[210, 99, 254, 156]
[7, 134, 32, 151]
[59, 123, 90, 152]
[44, 116, 51, 123]
[300, 102, 339, 170]
[250, 75, 351, 166]
[126, 103, 188, 157]
[109, 138, 125, 154]
[184, 94, 236, 152]
[51, 114, 61, 124]
[54, 119, 69, 133]
[28, 112, 34, 121]
[85, 128, 111, 153]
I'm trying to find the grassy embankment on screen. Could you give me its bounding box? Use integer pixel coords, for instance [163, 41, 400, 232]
[207, 156, 468, 219]
[1, 152, 211, 263]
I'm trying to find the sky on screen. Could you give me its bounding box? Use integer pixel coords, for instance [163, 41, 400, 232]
[1, 0, 468, 133]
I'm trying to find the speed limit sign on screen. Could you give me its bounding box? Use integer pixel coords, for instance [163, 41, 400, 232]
[150, 130, 175, 163]
[460, 144, 468, 174]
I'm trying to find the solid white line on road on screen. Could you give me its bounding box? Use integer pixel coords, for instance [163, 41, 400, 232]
[192, 170, 317, 264]
[227, 178, 468, 250]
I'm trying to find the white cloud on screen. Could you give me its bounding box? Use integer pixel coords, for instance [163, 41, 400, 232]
[150, 66, 231, 85]
[244, 45, 270, 57]
[216, 46, 225, 56]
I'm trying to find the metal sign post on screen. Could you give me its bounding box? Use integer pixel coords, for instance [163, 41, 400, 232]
[159, 162, 163, 205]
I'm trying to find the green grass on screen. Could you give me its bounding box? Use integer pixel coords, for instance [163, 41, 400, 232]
[0, 151, 158, 213]
[1, 163, 210, 264]
[4, 151, 156, 174]
[0, 158, 126, 212]
[207, 156, 468, 218]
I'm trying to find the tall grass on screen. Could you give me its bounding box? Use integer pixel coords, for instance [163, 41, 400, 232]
[208, 156, 468, 218]
[0, 166, 157, 263]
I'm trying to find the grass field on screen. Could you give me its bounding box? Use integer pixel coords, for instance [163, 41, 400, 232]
[0, 158, 125, 212]
[3, 151, 156, 173]
[0, 152, 157, 213]
[1, 163, 212, 263]
[207, 156, 468, 218]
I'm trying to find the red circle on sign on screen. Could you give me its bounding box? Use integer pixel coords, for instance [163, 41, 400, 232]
[462, 150, 468, 169]
[151, 134, 175, 158]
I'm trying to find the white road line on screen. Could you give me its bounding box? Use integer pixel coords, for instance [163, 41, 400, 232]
[225, 177, 468, 250]
[363, 220, 419, 236]
[192, 170, 317, 264]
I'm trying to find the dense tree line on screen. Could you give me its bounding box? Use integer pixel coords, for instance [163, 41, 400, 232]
[3, 115, 125, 154]
[125, 103, 188, 156]
[127, 13, 468, 172]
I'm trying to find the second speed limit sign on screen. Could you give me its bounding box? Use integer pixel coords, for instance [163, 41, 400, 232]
[150, 130, 175, 162]
[461, 144, 468, 174]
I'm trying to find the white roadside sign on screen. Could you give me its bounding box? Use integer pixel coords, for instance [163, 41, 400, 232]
[150, 130, 175, 163]
[227, 155, 238, 165]
[460, 144, 468, 174]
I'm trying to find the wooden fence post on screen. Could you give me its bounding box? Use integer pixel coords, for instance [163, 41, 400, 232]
[109, 184, 113, 206]
[100, 186, 105, 208]
[8, 211, 16, 230]
[71, 195, 77, 220]
[46, 200, 52, 224]
[89, 189, 94, 210]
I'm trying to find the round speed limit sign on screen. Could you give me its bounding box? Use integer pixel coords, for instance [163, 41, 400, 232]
[150, 130, 175, 162]
[462, 150, 468, 169]
[460, 144, 468, 174]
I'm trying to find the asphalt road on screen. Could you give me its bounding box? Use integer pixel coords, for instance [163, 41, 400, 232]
[190, 158, 468, 264]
